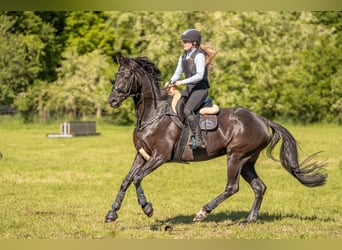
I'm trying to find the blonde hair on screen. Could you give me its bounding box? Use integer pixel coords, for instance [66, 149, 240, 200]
[200, 44, 218, 71]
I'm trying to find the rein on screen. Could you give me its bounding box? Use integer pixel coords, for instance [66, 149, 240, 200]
[112, 64, 171, 131]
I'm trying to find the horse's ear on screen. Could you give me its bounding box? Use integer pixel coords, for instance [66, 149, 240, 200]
[115, 52, 129, 65]
[115, 52, 123, 64]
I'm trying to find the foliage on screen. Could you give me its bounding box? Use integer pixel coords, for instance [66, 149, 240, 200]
[46, 49, 111, 119]
[0, 11, 341, 124]
[0, 13, 45, 105]
[202, 12, 341, 123]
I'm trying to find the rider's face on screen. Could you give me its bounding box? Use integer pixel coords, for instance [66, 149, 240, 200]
[183, 40, 193, 51]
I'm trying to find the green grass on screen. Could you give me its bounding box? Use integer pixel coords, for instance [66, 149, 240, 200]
[0, 118, 341, 239]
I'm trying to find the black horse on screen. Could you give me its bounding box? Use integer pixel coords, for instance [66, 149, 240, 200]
[105, 54, 327, 223]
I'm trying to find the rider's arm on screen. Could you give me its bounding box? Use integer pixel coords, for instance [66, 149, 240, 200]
[170, 55, 183, 83]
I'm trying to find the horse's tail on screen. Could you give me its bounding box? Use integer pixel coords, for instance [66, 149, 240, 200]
[266, 120, 327, 187]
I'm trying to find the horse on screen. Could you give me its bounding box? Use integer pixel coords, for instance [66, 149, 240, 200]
[105, 54, 327, 224]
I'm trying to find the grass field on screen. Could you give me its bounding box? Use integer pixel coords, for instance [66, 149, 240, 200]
[0, 118, 341, 239]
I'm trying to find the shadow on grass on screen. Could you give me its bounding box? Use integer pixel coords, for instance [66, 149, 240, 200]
[150, 210, 336, 231]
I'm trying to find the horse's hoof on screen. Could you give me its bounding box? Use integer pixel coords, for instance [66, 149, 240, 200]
[246, 209, 258, 222]
[104, 210, 118, 223]
[238, 219, 249, 225]
[193, 209, 208, 222]
[142, 202, 153, 217]
[238, 217, 256, 225]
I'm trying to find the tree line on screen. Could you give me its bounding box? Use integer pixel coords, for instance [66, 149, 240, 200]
[0, 11, 341, 124]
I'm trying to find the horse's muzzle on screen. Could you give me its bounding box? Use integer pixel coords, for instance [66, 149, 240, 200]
[108, 95, 121, 108]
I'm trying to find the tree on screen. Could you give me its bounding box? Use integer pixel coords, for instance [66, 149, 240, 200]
[0, 13, 45, 106]
[195, 12, 340, 123]
[35, 11, 68, 82]
[4, 11, 341, 124]
[63, 11, 113, 56]
[46, 49, 112, 119]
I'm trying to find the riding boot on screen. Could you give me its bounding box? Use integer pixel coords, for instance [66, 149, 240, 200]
[186, 114, 207, 149]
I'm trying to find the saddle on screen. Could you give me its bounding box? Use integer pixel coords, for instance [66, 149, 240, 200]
[169, 89, 220, 131]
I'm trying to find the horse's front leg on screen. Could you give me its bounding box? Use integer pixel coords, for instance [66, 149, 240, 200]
[105, 154, 145, 223]
[133, 153, 166, 217]
[134, 184, 154, 217]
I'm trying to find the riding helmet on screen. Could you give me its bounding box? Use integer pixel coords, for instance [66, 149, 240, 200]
[181, 29, 201, 45]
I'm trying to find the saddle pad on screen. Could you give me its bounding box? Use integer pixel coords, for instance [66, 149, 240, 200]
[200, 114, 218, 131]
[199, 104, 220, 115]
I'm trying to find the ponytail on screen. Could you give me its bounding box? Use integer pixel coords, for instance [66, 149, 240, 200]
[200, 44, 218, 71]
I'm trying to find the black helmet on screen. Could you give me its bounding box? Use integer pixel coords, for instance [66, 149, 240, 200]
[181, 29, 201, 45]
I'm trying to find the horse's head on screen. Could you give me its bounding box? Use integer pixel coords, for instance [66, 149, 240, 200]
[108, 54, 139, 108]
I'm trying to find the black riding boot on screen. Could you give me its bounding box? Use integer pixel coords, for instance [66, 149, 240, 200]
[186, 114, 207, 149]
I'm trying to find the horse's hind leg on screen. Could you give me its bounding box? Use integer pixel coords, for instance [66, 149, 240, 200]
[193, 154, 249, 222]
[240, 161, 266, 223]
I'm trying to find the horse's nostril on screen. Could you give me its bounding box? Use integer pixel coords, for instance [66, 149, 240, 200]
[109, 98, 120, 108]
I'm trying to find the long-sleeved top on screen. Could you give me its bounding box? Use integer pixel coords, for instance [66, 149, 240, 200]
[170, 49, 206, 85]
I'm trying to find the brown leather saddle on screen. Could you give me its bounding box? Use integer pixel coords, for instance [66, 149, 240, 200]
[169, 89, 220, 130]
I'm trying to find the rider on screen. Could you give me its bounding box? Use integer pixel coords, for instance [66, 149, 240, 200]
[167, 29, 210, 149]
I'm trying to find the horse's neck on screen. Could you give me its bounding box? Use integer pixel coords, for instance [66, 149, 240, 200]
[134, 80, 167, 128]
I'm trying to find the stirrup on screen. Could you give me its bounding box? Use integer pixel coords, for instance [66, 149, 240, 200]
[189, 136, 199, 150]
[189, 136, 206, 150]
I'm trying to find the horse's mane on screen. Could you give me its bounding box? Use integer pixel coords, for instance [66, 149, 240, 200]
[133, 57, 162, 84]
[132, 57, 168, 102]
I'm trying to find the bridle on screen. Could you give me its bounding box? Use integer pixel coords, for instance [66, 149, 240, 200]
[111, 66, 167, 99]
[110, 63, 172, 131]
[111, 68, 138, 99]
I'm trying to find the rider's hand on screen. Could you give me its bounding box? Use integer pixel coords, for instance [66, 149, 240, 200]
[175, 81, 183, 86]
